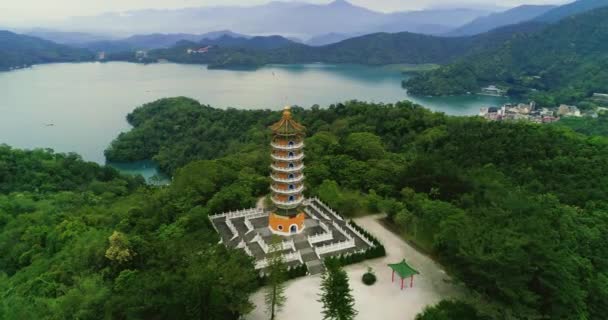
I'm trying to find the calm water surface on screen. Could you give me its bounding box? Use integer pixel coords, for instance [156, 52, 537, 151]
[0, 62, 508, 177]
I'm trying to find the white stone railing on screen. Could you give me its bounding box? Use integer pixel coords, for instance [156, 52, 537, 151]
[315, 238, 356, 256]
[226, 218, 238, 240]
[252, 233, 268, 253]
[319, 221, 331, 233]
[270, 164, 305, 173]
[307, 204, 331, 220]
[273, 197, 304, 208]
[346, 222, 376, 248]
[271, 185, 305, 195]
[332, 221, 353, 241]
[308, 231, 333, 245]
[254, 251, 303, 270]
[312, 197, 343, 221]
[271, 142, 305, 150]
[244, 245, 253, 257]
[271, 175, 305, 184]
[252, 234, 294, 254]
[271, 153, 305, 161]
[244, 218, 254, 233]
[208, 207, 262, 220]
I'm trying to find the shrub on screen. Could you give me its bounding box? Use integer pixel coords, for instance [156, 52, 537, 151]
[362, 267, 377, 286]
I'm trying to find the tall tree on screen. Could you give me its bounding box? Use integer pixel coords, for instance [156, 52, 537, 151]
[265, 236, 287, 320]
[318, 260, 357, 320]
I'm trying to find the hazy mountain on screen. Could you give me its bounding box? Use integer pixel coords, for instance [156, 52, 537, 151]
[306, 33, 361, 46]
[80, 30, 248, 53]
[379, 8, 491, 34]
[406, 7, 608, 97]
[54, 0, 491, 38]
[0, 30, 93, 71]
[24, 29, 115, 45]
[200, 35, 297, 50]
[534, 0, 608, 22]
[447, 5, 556, 36]
[135, 21, 545, 69]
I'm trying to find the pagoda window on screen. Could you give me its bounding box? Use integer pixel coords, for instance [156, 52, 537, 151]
[288, 173, 295, 179]
[289, 184, 295, 190]
[288, 162, 295, 168]
[288, 141, 295, 147]
[288, 151, 295, 158]
[288, 195, 295, 202]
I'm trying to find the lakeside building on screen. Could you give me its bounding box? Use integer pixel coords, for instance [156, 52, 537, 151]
[210, 107, 381, 275]
[593, 93, 608, 102]
[557, 104, 582, 117]
[480, 102, 560, 123]
[480, 85, 506, 96]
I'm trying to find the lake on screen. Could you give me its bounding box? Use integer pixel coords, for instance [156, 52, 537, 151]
[0, 62, 508, 178]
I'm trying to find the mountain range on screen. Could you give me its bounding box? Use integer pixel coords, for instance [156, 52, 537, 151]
[405, 6, 608, 101]
[446, 5, 557, 36]
[123, 21, 546, 70]
[79, 31, 249, 53]
[48, 0, 490, 38]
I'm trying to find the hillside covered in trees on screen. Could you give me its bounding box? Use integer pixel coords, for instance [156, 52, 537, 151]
[0, 142, 267, 319]
[0, 31, 94, 71]
[405, 7, 608, 103]
[110, 22, 546, 69]
[104, 97, 608, 319]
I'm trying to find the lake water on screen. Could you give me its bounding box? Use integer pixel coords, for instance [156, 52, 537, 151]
[0, 62, 508, 178]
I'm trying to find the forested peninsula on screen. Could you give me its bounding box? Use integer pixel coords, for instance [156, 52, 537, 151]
[2, 97, 608, 319]
[104, 97, 608, 318]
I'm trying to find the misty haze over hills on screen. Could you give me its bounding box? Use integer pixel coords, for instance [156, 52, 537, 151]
[42, 0, 492, 39]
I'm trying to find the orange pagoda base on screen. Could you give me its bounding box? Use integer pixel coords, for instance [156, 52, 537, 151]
[268, 212, 306, 235]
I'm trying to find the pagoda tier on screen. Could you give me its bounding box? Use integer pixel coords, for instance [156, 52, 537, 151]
[268, 106, 307, 235]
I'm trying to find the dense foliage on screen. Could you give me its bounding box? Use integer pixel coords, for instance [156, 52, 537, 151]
[107, 98, 608, 319]
[319, 260, 357, 320]
[555, 112, 608, 136]
[0, 30, 93, 71]
[109, 23, 545, 69]
[405, 7, 608, 103]
[0, 145, 268, 319]
[0, 145, 143, 194]
[416, 300, 488, 320]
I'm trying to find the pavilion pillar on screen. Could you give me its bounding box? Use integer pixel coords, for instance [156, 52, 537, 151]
[410, 275, 414, 288]
[401, 277, 404, 290]
[392, 270, 394, 282]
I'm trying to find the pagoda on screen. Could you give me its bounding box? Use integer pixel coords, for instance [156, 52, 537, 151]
[268, 106, 306, 235]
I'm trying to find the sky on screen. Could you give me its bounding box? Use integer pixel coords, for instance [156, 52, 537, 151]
[0, 0, 570, 26]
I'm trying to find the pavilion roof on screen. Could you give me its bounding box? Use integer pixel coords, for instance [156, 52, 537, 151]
[270, 106, 305, 135]
[388, 259, 420, 278]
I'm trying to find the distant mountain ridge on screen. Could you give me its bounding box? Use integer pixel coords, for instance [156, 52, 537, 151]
[119, 21, 546, 69]
[405, 6, 608, 100]
[53, 0, 491, 38]
[80, 30, 249, 53]
[447, 5, 556, 36]
[0, 30, 93, 71]
[534, 0, 608, 22]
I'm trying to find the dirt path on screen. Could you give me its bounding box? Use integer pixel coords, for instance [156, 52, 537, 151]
[245, 214, 461, 320]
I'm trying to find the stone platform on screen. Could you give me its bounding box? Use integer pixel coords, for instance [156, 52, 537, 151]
[209, 198, 378, 275]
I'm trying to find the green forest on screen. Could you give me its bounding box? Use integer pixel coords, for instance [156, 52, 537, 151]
[0, 31, 93, 71]
[405, 7, 608, 103]
[104, 97, 608, 319]
[3, 97, 608, 319]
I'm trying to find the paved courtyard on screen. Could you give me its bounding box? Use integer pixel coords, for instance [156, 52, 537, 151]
[245, 214, 462, 320]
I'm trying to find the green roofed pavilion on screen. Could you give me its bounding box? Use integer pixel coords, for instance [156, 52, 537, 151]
[388, 259, 420, 290]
